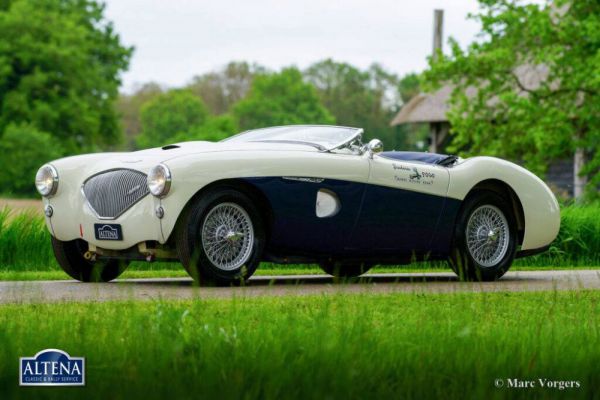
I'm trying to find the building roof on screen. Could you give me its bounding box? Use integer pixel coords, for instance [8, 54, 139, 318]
[390, 85, 452, 125]
[391, 64, 549, 126]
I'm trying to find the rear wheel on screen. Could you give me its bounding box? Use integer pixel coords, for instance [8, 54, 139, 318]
[176, 187, 265, 286]
[449, 190, 517, 281]
[319, 260, 372, 278]
[51, 237, 128, 282]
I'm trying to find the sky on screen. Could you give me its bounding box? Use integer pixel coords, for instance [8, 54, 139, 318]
[103, 0, 488, 93]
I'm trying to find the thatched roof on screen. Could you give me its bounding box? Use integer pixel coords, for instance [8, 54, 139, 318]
[391, 64, 549, 126]
[390, 86, 452, 125]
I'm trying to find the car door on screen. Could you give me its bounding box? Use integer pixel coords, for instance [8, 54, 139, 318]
[245, 152, 370, 256]
[347, 153, 450, 255]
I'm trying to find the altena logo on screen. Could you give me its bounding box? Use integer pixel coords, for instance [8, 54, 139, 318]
[97, 225, 118, 240]
[20, 349, 85, 386]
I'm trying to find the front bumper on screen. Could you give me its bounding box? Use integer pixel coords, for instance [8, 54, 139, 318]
[45, 193, 165, 251]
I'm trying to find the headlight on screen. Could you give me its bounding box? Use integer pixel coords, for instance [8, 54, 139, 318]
[147, 164, 172, 197]
[35, 164, 59, 197]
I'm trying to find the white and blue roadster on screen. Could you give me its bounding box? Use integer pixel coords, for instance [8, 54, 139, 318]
[35, 125, 560, 284]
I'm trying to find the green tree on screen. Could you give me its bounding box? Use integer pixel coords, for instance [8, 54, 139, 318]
[173, 114, 238, 143]
[423, 0, 599, 197]
[304, 60, 374, 127]
[233, 67, 335, 130]
[117, 82, 163, 149]
[397, 73, 421, 104]
[0, 0, 132, 153]
[0, 123, 62, 195]
[187, 62, 266, 115]
[304, 59, 415, 150]
[137, 90, 209, 148]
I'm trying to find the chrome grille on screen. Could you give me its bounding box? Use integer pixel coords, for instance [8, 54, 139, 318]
[83, 169, 149, 219]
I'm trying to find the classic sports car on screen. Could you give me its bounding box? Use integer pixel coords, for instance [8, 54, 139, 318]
[35, 125, 560, 284]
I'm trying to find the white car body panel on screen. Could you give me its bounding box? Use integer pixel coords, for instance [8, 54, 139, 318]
[446, 157, 560, 250]
[42, 135, 559, 254]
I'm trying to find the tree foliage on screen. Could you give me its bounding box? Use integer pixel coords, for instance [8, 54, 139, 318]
[233, 67, 335, 130]
[137, 90, 209, 148]
[423, 0, 600, 191]
[305, 59, 425, 151]
[397, 73, 421, 105]
[117, 82, 163, 149]
[118, 62, 425, 153]
[172, 114, 238, 143]
[0, 123, 62, 195]
[0, 0, 132, 153]
[187, 62, 265, 115]
[304, 61, 390, 138]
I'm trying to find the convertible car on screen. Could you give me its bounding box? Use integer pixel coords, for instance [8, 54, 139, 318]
[35, 125, 560, 284]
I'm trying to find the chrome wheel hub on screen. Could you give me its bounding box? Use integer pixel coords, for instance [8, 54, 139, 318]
[466, 205, 510, 267]
[201, 203, 254, 271]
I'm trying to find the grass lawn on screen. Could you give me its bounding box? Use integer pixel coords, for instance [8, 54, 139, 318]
[0, 290, 597, 399]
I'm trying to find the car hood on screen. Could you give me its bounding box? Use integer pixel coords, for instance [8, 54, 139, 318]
[49, 140, 319, 177]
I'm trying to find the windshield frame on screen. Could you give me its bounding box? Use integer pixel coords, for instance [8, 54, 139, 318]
[222, 125, 364, 152]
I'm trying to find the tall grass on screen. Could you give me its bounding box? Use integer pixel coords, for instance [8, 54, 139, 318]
[551, 205, 600, 261]
[0, 291, 598, 399]
[514, 204, 600, 267]
[0, 209, 56, 270]
[1, 204, 599, 271]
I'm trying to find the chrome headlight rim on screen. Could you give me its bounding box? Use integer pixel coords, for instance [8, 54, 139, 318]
[35, 164, 59, 197]
[147, 163, 172, 198]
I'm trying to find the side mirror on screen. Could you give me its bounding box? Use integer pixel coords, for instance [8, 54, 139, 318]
[366, 139, 383, 158]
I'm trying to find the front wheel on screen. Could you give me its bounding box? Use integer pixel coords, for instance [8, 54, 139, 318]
[176, 187, 265, 286]
[51, 237, 128, 282]
[449, 191, 517, 281]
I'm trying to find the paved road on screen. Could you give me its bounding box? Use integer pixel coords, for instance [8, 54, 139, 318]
[0, 270, 599, 304]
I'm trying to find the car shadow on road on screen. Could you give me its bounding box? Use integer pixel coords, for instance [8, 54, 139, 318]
[113, 273, 529, 288]
[253, 275, 461, 286]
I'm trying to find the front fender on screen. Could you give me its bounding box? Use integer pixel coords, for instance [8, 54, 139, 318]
[447, 157, 560, 251]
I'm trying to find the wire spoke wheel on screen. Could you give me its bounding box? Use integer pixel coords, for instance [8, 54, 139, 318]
[201, 202, 254, 271]
[465, 204, 510, 267]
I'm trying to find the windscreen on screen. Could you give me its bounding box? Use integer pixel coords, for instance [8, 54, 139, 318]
[223, 125, 362, 151]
